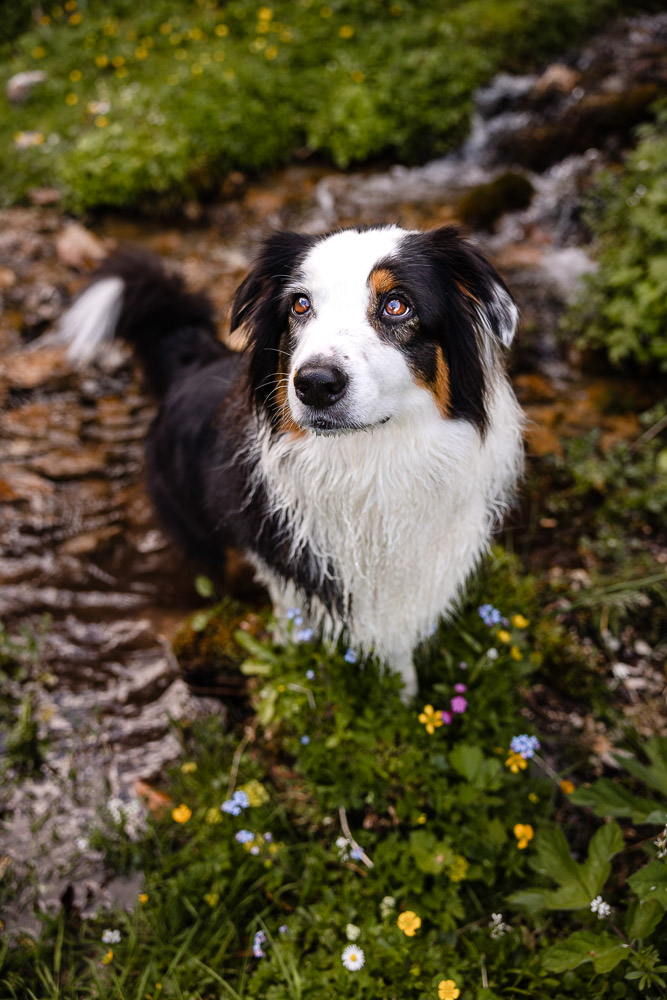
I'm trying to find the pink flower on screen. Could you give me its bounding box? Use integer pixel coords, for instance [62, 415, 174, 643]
[440, 710, 452, 725]
[450, 696, 467, 714]
[454, 683, 467, 693]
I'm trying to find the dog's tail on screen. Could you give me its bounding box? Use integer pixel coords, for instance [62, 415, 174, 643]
[57, 246, 228, 396]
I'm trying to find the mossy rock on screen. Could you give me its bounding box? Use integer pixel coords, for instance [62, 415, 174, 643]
[456, 171, 535, 230]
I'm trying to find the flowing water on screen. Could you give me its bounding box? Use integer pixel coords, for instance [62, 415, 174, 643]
[1, 11, 665, 929]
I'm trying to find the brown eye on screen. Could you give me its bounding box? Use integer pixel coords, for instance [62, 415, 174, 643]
[292, 294, 311, 316]
[383, 296, 409, 318]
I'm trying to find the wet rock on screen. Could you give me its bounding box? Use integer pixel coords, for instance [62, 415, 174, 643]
[532, 63, 581, 98]
[55, 223, 106, 270]
[29, 445, 110, 479]
[456, 171, 534, 231]
[6, 70, 47, 103]
[28, 188, 62, 206]
[21, 282, 68, 334]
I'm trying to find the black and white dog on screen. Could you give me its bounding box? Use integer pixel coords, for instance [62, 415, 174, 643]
[60, 225, 523, 697]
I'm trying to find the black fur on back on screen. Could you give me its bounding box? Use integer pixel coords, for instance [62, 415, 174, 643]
[95, 246, 227, 396]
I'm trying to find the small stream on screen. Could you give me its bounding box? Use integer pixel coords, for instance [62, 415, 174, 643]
[1, 11, 665, 930]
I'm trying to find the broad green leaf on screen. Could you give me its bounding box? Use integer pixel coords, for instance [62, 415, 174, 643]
[615, 737, 667, 797]
[233, 630, 279, 663]
[542, 931, 629, 974]
[506, 889, 550, 914]
[409, 829, 454, 875]
[625, 898, 665, 940]
[194, 574, 215, 599]
[449, 743, 483, 782]
[532, 822, 624, 911]
[570, 779, 667, 825]
[627, 860, 667, 910]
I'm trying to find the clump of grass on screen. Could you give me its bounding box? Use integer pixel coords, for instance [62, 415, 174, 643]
[0, 0, 645, 212]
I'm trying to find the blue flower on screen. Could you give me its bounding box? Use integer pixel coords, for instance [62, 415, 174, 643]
[252, 930, 266, 958]
[349, 845, 364, 861]
[221, 789, 250, 815]
[305, 669, 315, 679]
[343, 648, 358, 664]
[286, 608, 301, 621]
[300, 735, 310, 745]
[235, 829, 254, 843]
[478, 604, 502, 626]
[295, 628, 314, 643]
[510, 734, 541, 759]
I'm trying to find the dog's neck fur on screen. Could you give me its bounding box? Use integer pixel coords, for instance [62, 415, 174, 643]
[247, 378, 523, 689]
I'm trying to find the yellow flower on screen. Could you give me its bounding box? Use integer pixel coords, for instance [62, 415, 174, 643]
[65, 0, 77, 10]
[447, 855, 469, 883]
[32, 47, 47, 59]
[189, 27, 204, 41]
[95, 54, 109, 67]
[514, 823, 534, 849]
[69, 12, 82, 25]
[339, 24, 355, 38]
[418, 705, 442, 735]
[203, 892, 219, 907]
[320, 5, 333, 16]
[397, 910, 421, 937]
[139, 893, 148, 904]
[111, 55, 125, 67]
[205, 807, 222, 824]
[101, 949, 113, 965]
[559, 779, 575, 795]
[135, 47, 148, 59]
[497, 629, 511, 643]
[258, 6, 273, 19]
[510, 645, 522, 661]
[69, 69, 82, 81]
[239, 779, 269, 807]
[94, 115, 109, 127]
[265, 45, 278, 59]
[512, 614, 529, 629]
[160, 22, 173, 35]
[65, 92, 78, 105]
[528, 792, 539, 803]
[438, 980, 460, 1000]
[181, 761, 197, 774]
[505, 751, 527, 774]
[416, 813, 427, 825]
[172, 804, 192, 824]
[115, 67, 128, 78]
[215, 24, 229, 37]
[351, 69, 364, 83]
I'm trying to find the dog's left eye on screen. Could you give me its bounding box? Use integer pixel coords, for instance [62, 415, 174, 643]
[383, 296, 409, 319]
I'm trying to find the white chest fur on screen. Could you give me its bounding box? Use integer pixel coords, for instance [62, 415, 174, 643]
[249, 380, 523, 693]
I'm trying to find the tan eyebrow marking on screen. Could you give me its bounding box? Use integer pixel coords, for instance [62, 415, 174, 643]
[369, 267, 397, 297]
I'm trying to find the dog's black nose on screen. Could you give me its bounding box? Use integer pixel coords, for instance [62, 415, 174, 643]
[294, 363, 348, 409]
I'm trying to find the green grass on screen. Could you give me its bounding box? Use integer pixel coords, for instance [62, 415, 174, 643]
[0, 0, 645, 212]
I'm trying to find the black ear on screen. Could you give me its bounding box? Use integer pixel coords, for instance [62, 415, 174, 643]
[419, 226, 519, 348]
[232, 231, 318, 412]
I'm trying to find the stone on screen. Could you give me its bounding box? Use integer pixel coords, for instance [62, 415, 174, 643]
[55, 223, 106, 270]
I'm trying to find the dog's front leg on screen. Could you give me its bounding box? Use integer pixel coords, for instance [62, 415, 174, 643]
[388, 647, 419, 704]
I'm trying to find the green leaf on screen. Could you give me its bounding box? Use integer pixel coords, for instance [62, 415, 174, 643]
[409, 829, 454, 875]
[615, 738, 667, 797]
[627, 860, 667, 910]
[194, 574, 215, 599]
[531, 822, 624, 911]
[625, 899, 665, 941]
[542, 931, 629, 974]
[569, 779, 667, 825]
[449, 743, 500, 788]
[240, 658, 273, 677]
[233, 630, 279, 663]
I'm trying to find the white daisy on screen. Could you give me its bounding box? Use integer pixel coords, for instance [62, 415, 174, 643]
[341, 944, 365, 971]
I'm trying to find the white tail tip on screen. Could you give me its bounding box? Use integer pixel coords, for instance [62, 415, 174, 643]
[57, 277, 125, 365]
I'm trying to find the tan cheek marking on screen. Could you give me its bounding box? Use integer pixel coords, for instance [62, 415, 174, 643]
[276, 373, 307, 439]
[415, 348, 451, 418]
[369, 267, 397, 297]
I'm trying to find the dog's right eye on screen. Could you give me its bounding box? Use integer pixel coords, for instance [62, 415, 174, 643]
[292, 295, 311, 316]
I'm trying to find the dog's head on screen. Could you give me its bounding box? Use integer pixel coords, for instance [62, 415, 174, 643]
[231, 225, 518, 437]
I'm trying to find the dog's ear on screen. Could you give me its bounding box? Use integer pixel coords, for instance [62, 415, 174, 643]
[420, 226, 518, 349]
[232, 232, 317, 409]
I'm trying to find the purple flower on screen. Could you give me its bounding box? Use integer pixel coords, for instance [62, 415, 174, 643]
[510, 734, 541, 759]
[450, 695, 468, 714]
[459, 661, 468, 670]
[478, 604, 502, 626]
[305, 669, 315, 679]
[454, 683, 467, 693]
[263, 832, 273, 842]
[279, 924, 288, 935]
[440, 710, 452, 725]
[252, 930, 266, 958]
[250, 845, 260, 856]
[235, 829, 254, 844]
[343, 648, 358, 664]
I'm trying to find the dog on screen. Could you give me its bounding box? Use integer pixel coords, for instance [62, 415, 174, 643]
[59, 224, 523, 697]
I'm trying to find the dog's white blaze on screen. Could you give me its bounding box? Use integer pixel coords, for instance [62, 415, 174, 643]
[287, 228, 411, 429]
[251, 378, 523, 695]
[56, 277, 125, 364]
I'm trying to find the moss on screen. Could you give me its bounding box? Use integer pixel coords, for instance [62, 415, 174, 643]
[456, 170, 534, 230]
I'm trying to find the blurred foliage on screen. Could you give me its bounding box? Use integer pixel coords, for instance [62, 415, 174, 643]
[562, 105, 667, 371]
[0, 0, 647, 212]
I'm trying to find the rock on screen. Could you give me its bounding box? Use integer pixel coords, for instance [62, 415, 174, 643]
[6, 70, 47, 104]
[0, 347, 70, 389]
[55, 223, 106, 270]
[456, 171, 534, 231]
[29, 188, 61, 206]
[532, 64, 581, 97]
[0, 266, 16, 289]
